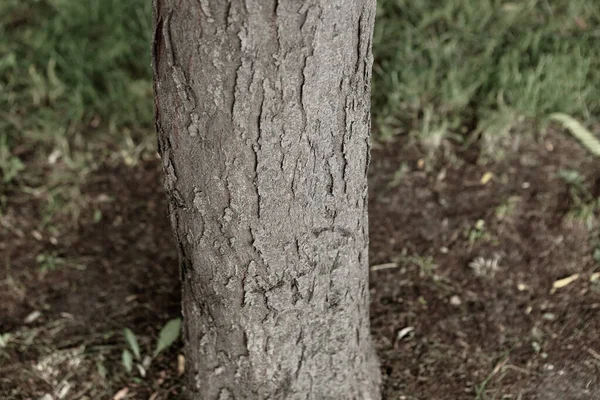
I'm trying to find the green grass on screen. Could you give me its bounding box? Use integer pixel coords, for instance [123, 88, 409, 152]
[374, 0, 600, 143]
[1, 0, 599, 184]
[0, 0, 153, 184]
[0, 0, 155, 227]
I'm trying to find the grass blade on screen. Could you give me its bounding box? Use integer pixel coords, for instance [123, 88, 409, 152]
[550, 113, 600, 157]
[121, 349, 133, 373]
[123, 328, 141, 360]
[153, 318, 181, 358]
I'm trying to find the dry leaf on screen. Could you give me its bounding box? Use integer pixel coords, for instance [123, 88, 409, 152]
[177, 354, 185, 376]
[480, 172, 494, 185]
[449, 295, 461, 306]
[517, 283, 529, 291]
[48, 149, 62, 165]
[397, 326, 415, 341]
[113, 387, 129, 400]
[590, 272, 600, 283]
[24, 311, 41, 324]
[551, 274, 579, 293]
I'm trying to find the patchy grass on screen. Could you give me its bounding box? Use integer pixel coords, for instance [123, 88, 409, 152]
[0, 0, 154, 200]
[0, 0, 158, 235]
[0, 0, 153, 143]
[558, 168, 600, 230]
[369, 130, 600, 399]
[373, 0, 600, 150]
[2, 0, 598, 174]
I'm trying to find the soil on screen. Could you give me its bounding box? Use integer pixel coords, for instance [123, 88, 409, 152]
[1, 130, 599, 399]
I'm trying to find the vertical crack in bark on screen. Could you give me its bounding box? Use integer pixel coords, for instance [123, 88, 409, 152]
[163, 11, 201, 137]
[231, 62, 243, 122]
[355, 7, 364, 75]
[254, 83, 266, 220]
[299, 54, 309, 132]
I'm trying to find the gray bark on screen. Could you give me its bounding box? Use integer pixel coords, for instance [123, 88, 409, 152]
[152, 0, 380, 398]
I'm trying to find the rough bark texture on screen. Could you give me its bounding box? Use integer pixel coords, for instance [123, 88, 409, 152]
[152, 0, 380, 398]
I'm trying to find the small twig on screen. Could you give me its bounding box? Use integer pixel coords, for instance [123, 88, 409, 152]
[370, 263, 398, 272]
[587, 347, 600, 361]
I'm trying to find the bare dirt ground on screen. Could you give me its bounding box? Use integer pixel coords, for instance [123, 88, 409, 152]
[1, 130, 599, 399]
[369, 130, 600, 399]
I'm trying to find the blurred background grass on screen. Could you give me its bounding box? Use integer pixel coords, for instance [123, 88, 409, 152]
[373, 0, 599, 141]
[1, 0, 599, 209]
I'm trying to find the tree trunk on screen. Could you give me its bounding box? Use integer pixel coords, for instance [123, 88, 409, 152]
[152, 0, 380, 398]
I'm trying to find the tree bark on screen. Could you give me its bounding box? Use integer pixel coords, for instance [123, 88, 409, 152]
[152, 0, 380, 398]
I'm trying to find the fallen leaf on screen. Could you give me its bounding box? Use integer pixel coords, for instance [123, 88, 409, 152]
[154, 318, 182, 357]
[542, 313, 556, 321]
[480, 172, 494, 185]
[56, 381, 72, 398]
[125, 295, 138, 303]
[48, 149, 62, 165]
[397, 326, 415, 341]
[551, 273, 579, 293]
[449, 295, 461, 306]
[24, 311, 41, 324]
[590, 272, 600, 283]
[177, 354, 185, 376]
[142, 355, 152, 369]
[113, 387, 129, 400]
